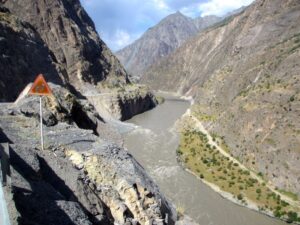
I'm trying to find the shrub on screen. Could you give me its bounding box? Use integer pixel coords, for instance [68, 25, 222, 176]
[177, 149, 183, 155]
[287, 211, 298, 223]
[200, 174, 204, 179]
[237, 194, 243, 200]
[256, 189, 262, 194]
[184, 157, 189, 163]
[274, 210, 282, 218]
[281, 200, 289, 207]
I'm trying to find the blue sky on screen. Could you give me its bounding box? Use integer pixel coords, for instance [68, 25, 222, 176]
[80, 0, 254, 52]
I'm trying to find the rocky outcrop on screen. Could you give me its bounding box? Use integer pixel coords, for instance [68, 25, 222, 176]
[0, 1, 157, 123]
[142, 0, 300, 195]
[116, 12, 221, 79]
[0, 7, 62, 101]
[0, 1, 174, 224]
[0, 85, 176, 225]
[2, 0, 129, 91]
[86, 85, 158, 121]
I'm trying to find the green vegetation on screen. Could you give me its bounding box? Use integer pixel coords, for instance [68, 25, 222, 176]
[278, 189, 299, 201]
[177, 127, 300, 222]
[212, 134, 231, 153]
[194, 112, 217, 122]
[238, 88, 251, 98]
[270, 33, 300, 49]
[191, 105, 218, 122]
[289, 95, 295, 102]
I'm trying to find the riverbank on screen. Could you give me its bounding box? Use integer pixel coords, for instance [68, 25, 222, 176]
[123, 96, 288, 225]
[175, 108, 300, 224]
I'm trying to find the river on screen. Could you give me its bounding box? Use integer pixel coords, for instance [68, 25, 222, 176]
[121, 96, 286, 225]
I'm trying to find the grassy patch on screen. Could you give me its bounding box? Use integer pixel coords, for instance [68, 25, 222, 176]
[191, 105, 217, 122]
[278, 189, 299, 201]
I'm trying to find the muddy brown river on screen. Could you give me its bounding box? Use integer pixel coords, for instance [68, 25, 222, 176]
[121, 96, 286, 225]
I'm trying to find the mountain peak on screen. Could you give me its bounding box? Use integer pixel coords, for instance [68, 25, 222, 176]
[116, 9, 224, 78]
[174, 10, 184, 16]
[162, 10, 189, 22]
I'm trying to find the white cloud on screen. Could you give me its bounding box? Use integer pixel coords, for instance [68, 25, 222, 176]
[153, 0, 169, 10]
[114, 30, 133, 50]
[80, 0, 172, 51]
[80, 0, 254, 51]
[199, 0, 254, 17]
[98, 29, 140, 51]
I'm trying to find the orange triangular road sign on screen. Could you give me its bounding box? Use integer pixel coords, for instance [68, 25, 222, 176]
[29, 74, 52, 96]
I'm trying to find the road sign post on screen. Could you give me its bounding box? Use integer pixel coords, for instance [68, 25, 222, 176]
[28, 74, 52, 151]
[39, 97, 44, 151]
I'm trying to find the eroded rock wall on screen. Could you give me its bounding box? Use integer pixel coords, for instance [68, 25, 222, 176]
[0, 7, 62, 101]
[2, 0, 129, 90]
[0, 86, 176, 225]
[87, 86, 158, 121]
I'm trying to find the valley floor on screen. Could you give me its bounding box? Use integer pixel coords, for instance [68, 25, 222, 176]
[176, 108, 300, 224]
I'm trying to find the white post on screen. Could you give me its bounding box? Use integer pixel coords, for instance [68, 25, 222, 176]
[39, 96, 44, 151]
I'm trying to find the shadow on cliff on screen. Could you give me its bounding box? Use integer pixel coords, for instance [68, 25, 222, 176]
[0, 127, 12, 144]
[8, 146, 111, 225]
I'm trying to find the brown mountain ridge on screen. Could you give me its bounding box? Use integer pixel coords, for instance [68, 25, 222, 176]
[142, 0, 300, 197]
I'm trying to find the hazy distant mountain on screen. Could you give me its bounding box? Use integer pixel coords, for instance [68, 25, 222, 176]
[116, 12, 222, 78]
[224, 6, 246, 17]
[194, 15, 222, 31]
[142, 0, 300, 195]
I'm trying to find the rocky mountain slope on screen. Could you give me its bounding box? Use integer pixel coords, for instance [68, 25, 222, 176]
[0, 6, 63, 101]
[2, 0, 128, 91]
[0, 0, 158, 120]
[116, 12, 222, 78]
[0, 1, 182, 224]
[142, 0, 300, 196]
[0, 84, 177, 225]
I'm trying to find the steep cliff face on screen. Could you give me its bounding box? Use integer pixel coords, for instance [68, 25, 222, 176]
[87, 85, 158, 121]
[0, 86, 176, 225]
[0, 0, 157, 121]
[143, 0, 300, 194]
[2, 0, 129, 91]
[0, 7, 62, 101]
